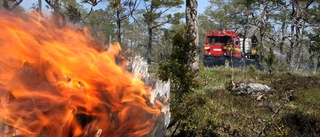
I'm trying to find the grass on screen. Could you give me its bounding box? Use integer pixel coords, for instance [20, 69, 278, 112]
[170, 66, 320, 136]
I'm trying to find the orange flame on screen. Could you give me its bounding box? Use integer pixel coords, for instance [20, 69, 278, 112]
[0, 13, 161, 136]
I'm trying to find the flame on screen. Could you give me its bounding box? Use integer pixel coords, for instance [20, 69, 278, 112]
[0, 13, 162, 136]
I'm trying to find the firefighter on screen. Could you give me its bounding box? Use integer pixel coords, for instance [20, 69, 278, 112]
[226, 39, 233, 55]
[251, 35, 258, 47]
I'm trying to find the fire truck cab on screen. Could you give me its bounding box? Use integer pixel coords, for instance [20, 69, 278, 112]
[203, 30, 243, 67]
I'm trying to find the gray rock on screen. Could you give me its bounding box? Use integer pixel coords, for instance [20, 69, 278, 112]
[234, 82, 273, 98]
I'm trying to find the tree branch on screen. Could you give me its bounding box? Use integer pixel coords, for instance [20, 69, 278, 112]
[257, 90, 293, 137]
[2, 0, 23, 12]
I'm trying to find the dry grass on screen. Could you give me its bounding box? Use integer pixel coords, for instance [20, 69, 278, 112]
[171, 67, 320, 136]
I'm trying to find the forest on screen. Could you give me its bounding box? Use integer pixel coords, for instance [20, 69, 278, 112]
[1, 0, 320, 136]
[2, 0, 319, 72]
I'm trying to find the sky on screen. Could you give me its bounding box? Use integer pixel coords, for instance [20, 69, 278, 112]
[197, 0, 210, 14]
[20, 0, 210, 14]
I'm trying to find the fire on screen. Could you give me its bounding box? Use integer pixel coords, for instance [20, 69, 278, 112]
[0, 13, 162, 136]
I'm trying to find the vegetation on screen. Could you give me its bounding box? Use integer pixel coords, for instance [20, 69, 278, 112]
[158, 30, 199, 136]
[2, 0, 320, 136]
[165, 67, 320, 136]
[142, 0, 184, 64]
[4, 0, 319, 71]
[200, 0, 320, 71]
[265, 47, 276, 70]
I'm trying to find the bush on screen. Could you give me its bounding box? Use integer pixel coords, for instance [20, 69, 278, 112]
[158, 29, 200, 136]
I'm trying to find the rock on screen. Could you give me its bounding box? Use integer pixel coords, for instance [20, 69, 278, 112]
[233, 82, 273, 98]
[256, 93, 265, 101]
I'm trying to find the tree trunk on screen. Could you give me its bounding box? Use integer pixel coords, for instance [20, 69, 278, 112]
[280, 22, 286, 54]
[2, 0, 23, 12]
[288, 0, 310, 70]
[258, 0, 269, 63]
[45, 0, 66, 26]
[38, 0, 42, 16]
[259, 29, 265, 62]
[186, 0, 199, 73]
[2, 0, 10, 11]
[316, 56, 320, 74]
[147, 25, 152, 64]
[116, 8, 122, 43]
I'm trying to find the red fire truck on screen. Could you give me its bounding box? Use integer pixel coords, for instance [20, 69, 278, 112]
[203, 30, 260, 67]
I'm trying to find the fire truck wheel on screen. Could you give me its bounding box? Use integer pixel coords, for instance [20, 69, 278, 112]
[203, 60, 214, 67]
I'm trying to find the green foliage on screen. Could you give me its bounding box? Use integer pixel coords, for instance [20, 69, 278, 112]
[248, 64, 257, 73]
[265, 47, 275, 69]
[204, 0, 237, 30]
[153, 24, 186, 64]
[167, 67, 320, 136]
[142, 0, 183, 25]
[142, 0, 184, 63]
[197, 14, 219, 43]
[107, 0, 141, 43]
[55, 0, 86, 23]
[158, 30, 198, 94]
[236, 0, 258, 6]
[65, 4, 82, 23]
[158, 29, 199, 135]
[84, 9, 117, 41]
[308, 28, 320, 52]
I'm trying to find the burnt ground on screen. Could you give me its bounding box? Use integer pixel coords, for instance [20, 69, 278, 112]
[167, 68, 320, 137]
[259, 72, 320, 92]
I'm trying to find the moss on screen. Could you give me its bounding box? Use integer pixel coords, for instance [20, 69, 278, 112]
[165, 67, 320, 136]
[280, 111, 320, 136]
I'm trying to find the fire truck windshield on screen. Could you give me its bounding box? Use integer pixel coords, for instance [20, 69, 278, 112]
[206, 36, 232, 44]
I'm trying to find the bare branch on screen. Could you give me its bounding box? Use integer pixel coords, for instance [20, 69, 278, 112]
[257, 90, 293, 137]
[43, 0, 66, 25]
[81, 6, 93, 21]
[2, 0, 23, 12]
[9, 0, 23, 11]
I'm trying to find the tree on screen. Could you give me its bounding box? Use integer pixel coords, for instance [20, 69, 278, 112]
[158, 29, 200, 137]
[205, 0, 239, 30]
[272, 0, 291, 54]
[197, 14, 218, 44]
[287, 0, 315, 70]
[203, 0, 257, 57]
[108, 0, 140, 44]
[153, 23, 186, 62]
[158, 1, 199, 136]
[2, 0, 23, 12]
[307, 28, 320, 73]
[0, 0, 26, 18]
[43, 0, 100, 25]
[186, 0, 198, 73]
[85, 9, 117, 44]
[306, 2, 320, 73]
[142, 0, 184, 64]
